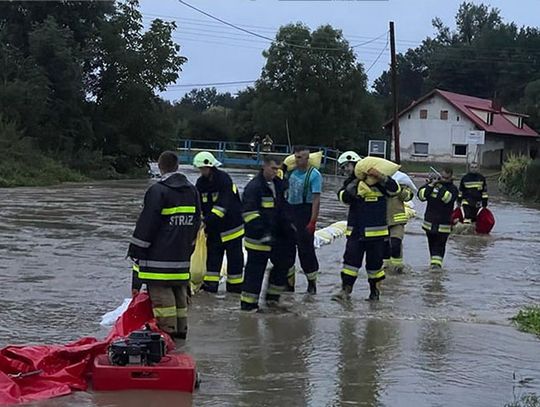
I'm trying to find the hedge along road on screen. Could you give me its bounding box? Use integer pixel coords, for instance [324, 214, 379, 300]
[0, 167, 539, 407]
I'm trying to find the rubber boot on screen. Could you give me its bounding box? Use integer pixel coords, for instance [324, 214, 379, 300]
[202, 282, 219, 293]
[331, 285, 353, 302]
[307, 279, 317, 295]
[265, 298, 289, 312]
[226, 282, 242, 294]
[366, 277, 384, 301]
[240, 301, 259, 313]
[173, 331, 187, 340]
[286, 274, 295, 292]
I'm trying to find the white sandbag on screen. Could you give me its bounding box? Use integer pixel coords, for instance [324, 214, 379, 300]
[314, 221, 347, 248]
[100, 298, 131, 327]
[392, 170, 417, 193]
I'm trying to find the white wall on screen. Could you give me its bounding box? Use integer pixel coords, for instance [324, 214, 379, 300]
[397, 94, 476, 163]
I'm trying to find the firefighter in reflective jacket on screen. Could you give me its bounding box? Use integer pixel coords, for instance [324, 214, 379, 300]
[418, 167, 458, 269]
[128, 151, 201, 340]
[193, 152, 244, 293]
[240, 156, 295, 311]
[384, 184, 414, 273]
[333, 168, 400, 302]
[457, 163, 488, 223]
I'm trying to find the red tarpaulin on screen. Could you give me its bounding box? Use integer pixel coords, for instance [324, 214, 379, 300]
[451, 207, 464, 225]
[0, 293, 174, 405]
[476, 207, 495, 234]
[451, 206, 495, 234]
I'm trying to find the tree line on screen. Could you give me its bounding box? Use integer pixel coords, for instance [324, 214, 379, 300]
[1, 1, 539, 182]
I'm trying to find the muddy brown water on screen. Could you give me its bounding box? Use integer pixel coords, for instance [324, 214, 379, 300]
[1, 167, 539, 407]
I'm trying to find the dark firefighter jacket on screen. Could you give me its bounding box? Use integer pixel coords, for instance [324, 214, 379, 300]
[242, 171, 294, 251]
[128, 173, 201, 286]
[338, 175, 400, 239]
[195, 168, 244, 243]
[418, 180, 459, 234]
[458, 172, 488, 208]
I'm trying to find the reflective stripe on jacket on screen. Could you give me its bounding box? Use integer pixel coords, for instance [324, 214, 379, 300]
[458, 172, 488, 208]
[387, 186, 414, 226]
[128, 173, 201, 285]
[418, 180, 458, 234]
[338, 175, 400, 239]
[196, 168, 244, 243]
[242, 171, 293, 251]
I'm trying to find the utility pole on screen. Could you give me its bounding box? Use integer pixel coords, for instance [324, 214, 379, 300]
[389, 21, 401, 163]
[285, 118, 292, 152]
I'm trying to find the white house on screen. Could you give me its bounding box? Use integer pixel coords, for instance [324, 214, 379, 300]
[384, 89, 539, 168]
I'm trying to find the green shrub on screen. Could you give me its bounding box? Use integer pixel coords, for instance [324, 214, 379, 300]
[524, 159, 540, 202]
[0, 115, 85, 187]
[512, 306, 540, 336]
[505, 394, 540, 407]
[498, 154, 532, 197]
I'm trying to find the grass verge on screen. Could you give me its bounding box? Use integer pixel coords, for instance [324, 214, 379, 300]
[512, 306, 540, 337]
[505, 394, 540, 407]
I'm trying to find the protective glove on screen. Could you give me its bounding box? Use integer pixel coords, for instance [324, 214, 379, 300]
[345, 178, 359, 195]
[306, 220, 316, 235]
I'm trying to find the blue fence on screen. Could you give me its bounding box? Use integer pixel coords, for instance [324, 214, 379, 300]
[176, 139, 340, 170]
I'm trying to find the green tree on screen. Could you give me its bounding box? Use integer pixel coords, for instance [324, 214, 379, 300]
[180, 88, 235, 112]
[0, 25, 49, 140]
[254, 23, 377, 150]
[28, 16, 93, 154]
[92, 0, 186, 171]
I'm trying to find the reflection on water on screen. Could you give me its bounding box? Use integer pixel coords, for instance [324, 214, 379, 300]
[1, 168, 540, 406]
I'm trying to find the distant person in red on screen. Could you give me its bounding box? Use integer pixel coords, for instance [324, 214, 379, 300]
[457, 162, 488, 223]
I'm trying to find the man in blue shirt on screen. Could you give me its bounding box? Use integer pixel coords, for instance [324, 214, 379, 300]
[285, 145, 322, 294]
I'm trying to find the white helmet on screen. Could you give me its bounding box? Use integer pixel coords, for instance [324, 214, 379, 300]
[337, 151, 361, 166]
[193, 151, 222, 168]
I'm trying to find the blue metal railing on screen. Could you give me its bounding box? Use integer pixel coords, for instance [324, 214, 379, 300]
[177, 139, 340, 170]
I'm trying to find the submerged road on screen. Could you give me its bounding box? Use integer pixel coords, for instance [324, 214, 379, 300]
[0, 167, 539, 406]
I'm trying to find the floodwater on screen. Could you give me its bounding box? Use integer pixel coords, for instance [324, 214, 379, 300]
[1, 167, 539, 407]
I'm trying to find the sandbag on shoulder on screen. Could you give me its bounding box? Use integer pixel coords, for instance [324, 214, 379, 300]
[354, 156, 400, 185]
[284, 151, 323, 171]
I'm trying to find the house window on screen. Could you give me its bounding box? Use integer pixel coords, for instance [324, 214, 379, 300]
[419, 109, 428, 119]
[453, 144, 468, 157]
[487, 112, 494, 125]
[408, 114, 411, 119]
[440, 110, 449, 120]
[518, 117, 524, 129]
[413, 142, 429, 156]
[457, 116, 460, 122]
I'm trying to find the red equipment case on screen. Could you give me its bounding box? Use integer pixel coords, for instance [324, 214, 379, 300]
[92, 353, 197, 393]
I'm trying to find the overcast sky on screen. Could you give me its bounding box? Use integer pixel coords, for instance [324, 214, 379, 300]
[138, 0, 540, 102]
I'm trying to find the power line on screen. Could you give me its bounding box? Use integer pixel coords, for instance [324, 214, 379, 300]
[176, 0, 388, 51]
[365, 34, 389, 74]
[167, 80, 257, 88]
[142, 11, 422, 46]
[172, 31, 394, 57]
[173, 35, 265, 50]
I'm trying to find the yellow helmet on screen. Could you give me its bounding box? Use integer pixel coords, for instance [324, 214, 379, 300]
[193, 151, 222, 168]
[337, 151, 361, 166]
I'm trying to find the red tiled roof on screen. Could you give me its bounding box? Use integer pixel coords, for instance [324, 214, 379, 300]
[385, 89, 539, 138]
